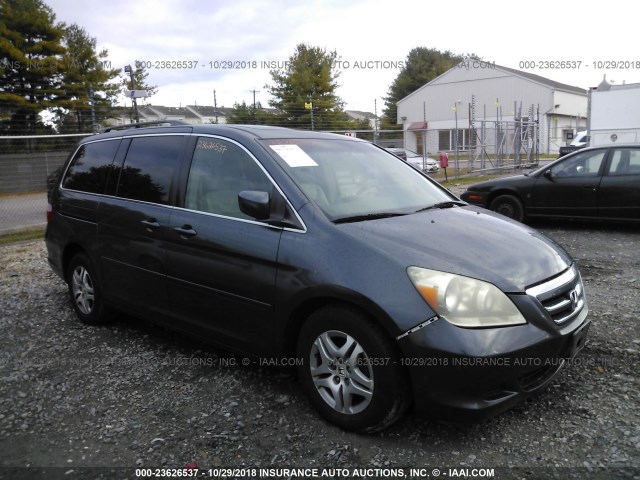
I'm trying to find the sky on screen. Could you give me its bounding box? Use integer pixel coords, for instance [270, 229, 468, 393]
[44, 0, 640, 114]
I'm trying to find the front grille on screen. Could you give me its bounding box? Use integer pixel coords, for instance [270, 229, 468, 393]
[526, 265, 586, 325]
[483, 362, 564, 400]
[540, 282, 584, 323]
[518, 362, 563, 391]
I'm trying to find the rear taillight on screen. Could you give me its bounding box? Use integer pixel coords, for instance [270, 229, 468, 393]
[47, 203, 53, 222]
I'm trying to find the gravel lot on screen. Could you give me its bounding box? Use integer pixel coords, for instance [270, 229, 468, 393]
[1, 218, 639, 480]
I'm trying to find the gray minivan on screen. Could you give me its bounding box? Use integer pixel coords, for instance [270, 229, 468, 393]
[46, 123, 590, 432]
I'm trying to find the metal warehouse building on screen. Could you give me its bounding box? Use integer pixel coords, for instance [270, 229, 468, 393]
[397, 61, 588, 156]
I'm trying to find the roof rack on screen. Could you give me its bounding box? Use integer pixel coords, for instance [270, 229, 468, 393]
[100, 120, 190, 133]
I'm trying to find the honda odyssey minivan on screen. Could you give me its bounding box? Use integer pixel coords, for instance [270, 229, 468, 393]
[46, 123, 590, 432]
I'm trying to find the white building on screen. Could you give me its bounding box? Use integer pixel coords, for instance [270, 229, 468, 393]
[107, 105, 287, 127]
[345, 110, 379, 129]
[107, 105, 231, 126]
[397, 61, 588, 155]
[589, 79, 640, 145]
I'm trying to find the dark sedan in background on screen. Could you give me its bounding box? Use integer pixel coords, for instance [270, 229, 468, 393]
[461, 144, 640, 222]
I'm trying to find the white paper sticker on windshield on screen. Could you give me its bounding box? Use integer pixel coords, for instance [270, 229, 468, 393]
[269, 144, 318, 167]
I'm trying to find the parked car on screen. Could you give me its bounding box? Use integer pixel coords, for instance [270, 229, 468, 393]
[385, 147, 439, 172]
[46, 123, 590, 432]
[461, 144, 640, 223]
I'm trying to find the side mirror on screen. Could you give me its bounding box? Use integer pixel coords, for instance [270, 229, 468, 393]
[543, 170, 553, 181]
[239, 189, 303, 229]
[238, 190, 270, 220]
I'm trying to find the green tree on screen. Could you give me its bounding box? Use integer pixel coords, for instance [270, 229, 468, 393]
[0, 0, 66, 136]
[381, 48, 469, 129]
[266, 43, 349, 130]
[225, 101, 274, 125]
[57, 24, 121, 132]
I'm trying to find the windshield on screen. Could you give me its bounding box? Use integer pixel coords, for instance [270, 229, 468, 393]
[262, 138, 453, 221]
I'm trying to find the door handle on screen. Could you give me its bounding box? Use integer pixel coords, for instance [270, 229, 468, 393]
[141, 219, 160, 231]
[173, 225, 197, 237]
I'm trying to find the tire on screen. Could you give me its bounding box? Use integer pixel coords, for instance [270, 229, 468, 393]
[66, 252, 111, 325]
[489, 194, 525, 222]
[296, 305, 410, 432]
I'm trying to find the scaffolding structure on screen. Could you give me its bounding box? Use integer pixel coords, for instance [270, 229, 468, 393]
[468, 96, 540, 175]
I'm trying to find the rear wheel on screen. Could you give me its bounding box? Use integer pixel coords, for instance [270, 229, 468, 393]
[296, 305, 410, 432]
[66, 252, 111, 325]
[490, 194, 525, 222]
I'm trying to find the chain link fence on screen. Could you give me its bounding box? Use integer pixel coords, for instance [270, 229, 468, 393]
[323, 129, 405, 148]
[0, 124, 552, 235]
[0, 134, 88, 235]
[0, 129, 407, 235]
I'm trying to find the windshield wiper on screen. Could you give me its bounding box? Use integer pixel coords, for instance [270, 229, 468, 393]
[415, 200, 467, 213]
[333, 212, 408, 224]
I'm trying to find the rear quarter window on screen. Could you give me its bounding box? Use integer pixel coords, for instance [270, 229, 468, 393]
[62, 140, 121, 194]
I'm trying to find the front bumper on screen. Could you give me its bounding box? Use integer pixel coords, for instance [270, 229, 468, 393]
[398, 268, 589, 422]
[460, 190, 488, 206]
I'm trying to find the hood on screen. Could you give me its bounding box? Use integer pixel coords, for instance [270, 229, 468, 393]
[338, 206, 571, 292]
[469, 174, 531, 191]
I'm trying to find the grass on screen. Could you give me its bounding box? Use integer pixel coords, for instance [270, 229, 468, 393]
[0, 190, 47, 198]
[428, 167, 507, 187]
[429, 161, 534, 187]
[439, 175, 502, 188]
[0, 228, 45, 245]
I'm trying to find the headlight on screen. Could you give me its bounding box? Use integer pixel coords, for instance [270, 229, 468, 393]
[407, 266, 526, 328]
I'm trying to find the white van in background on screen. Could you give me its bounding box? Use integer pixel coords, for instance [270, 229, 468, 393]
[558, 130, 589, 157]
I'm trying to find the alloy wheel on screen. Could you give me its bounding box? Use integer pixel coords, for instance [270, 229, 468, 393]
[71, 266, 94, 315]
[309, 330, 374, 415]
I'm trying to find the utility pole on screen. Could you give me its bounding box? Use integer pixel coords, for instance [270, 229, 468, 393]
[374, 98, 379, 144]
[307, 93, 315, 131]
[250, 89, 260, 124]
[495, 98, 501, 166]
[305, 86, 316, 130]
[124, 65, 139, 123]
[88, 84, 97, 133]
[468, 96, 474, 173]
[453, 100, 461, 179]
[213, 89, 218, 124]
[422, 101, 427, 170]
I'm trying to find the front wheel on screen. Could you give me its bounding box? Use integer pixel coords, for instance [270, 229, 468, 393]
[296, 305, 410, 432]
[66, 252, 111, 325]
[489, 194, 525, 222]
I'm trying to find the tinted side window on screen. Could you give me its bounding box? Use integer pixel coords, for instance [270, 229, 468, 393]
[551, 149, 606, 178]
[607, 148, 640, 176]
[184, 137, 272, 219]
[62, 140, 120, 193]
[117, 136, 185, 205]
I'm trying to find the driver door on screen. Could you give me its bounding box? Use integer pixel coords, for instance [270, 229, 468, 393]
[164, 136, 283, 354]
[533, 148, 608, 217]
